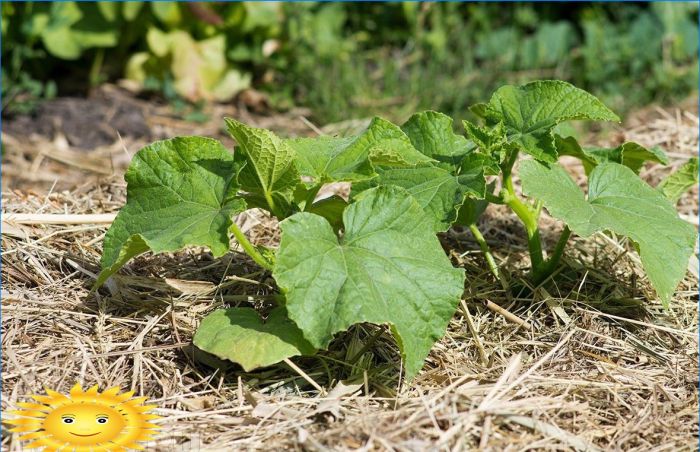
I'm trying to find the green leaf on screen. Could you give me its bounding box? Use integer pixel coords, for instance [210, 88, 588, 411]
[554, 135, 598, 172]
[370, 165, 485, 232]
[585, 143, 668, 174]
[122, 2, 143, 21]
[401, 111, 472, 166]
[520, 160, 695, 306]
[306, 195, 347, 232]
[484, 81, 619, 162]
[359, 117, 437, 168]
[285, 135, 373, 183]
[658, 157, 698, 203]
[462, 120, 513, 167]
[97, 3, 118, 22]
[96, 137, 245, 287]
[286, 117, 435, 184]
[456, 198, 490, 227]
[274, 186, 465, 378]
[558, 135, 668, 175]
[193, 307, 316, 372]
[225, 118, 299, 218]
[151, 2, 181, 26]
[455, 181, 495, 226]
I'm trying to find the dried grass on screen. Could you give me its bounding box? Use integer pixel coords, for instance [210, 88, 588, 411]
[2, 103, 698, 451]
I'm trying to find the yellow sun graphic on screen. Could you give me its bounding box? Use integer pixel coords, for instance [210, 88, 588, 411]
[6, 383, 160, 451]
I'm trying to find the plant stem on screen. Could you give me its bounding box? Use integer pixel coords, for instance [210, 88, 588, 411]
[263, 191, 283, 219]
[229, 222, 273, 271]
[468, 223, 509, 293]
[89, 48, 105, 88]
[502, 170, 544, 270]
[532, 226, 571, 284]
[500, 148, 545, 274]
[548, 225, 571, 269]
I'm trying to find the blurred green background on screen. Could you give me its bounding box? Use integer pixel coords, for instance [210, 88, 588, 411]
[3, 2, 698, 124]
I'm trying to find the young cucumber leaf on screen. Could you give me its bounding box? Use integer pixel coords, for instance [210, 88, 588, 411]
[463, 120, 513, 169]
[362, 165, 485, 232]
[96, 137, 245, 288]
[657, 157, 698, 204]
[274, 186, 465, 379]
[285, 117, 435, 184]
[484, 80, 619, 163]
[350, 112, 488, 232]
[225, 118, 299, 218]
[401, 111, 473, 166]
[556, 135, 668, 175]
[193, 307, 316, 372]
[520, 160, 695, 306]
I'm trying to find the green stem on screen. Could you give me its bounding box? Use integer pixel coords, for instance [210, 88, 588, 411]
[500, 148, 545, 273]
[548, 225, 571, 268]
[263, 191, 286, 219]
[89, 48, 105, 88]
[229, 222, 273, 271]
[469, 223, 510, 293]
[503, 172, 544, 270]
[533, 226, 571, 284]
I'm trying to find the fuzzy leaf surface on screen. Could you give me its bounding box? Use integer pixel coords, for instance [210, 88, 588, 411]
[520, 160, 695, 306]
[225, 118, 299, 216]
[485, 81, 619, 162]
[370, 165, 485, 232]
[274, 186, 465, 378]
[97, 137, 244, 287]
[286, 117, 435, 184]
[657, 157, 699, 203]
[401, 111, 473, 166]
[193, 307, 316, 371]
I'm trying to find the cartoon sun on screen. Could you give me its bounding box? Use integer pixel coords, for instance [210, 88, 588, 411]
[6, 383, 160, 451]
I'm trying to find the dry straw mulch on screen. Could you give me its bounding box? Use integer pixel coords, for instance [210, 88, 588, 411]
[2, 102, 698, 451]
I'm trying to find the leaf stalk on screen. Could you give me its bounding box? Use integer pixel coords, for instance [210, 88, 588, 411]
[229, 222, 274, 271]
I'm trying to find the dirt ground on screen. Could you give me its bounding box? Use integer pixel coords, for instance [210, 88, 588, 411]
[2, 87, 698, 451]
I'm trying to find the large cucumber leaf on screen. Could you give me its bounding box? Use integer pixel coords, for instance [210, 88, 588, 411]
[193, 307, 316, 372]
[520, 160, 695, 306]
[484, 81, 619, 163]
[96, 137, 245, 287]
[657, 157, 698, 204]
[285, 117, 435, 185]
[274, 186, 465, 378]
[225, 118, 299, 217]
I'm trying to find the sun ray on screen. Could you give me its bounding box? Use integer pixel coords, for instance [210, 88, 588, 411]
[9, 409, 48, 418]
[17, 402, 52, 411]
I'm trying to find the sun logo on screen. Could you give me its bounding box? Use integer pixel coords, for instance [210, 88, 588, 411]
[6, 383, 160, 451]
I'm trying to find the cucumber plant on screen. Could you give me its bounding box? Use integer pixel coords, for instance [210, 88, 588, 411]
[95, 81, 696, 379]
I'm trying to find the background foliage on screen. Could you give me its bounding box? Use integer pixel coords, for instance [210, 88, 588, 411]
[3, 2, 698, 122]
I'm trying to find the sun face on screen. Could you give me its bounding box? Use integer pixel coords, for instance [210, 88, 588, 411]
[43, 403, 127, 445]
[6, 383, 160, 451]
